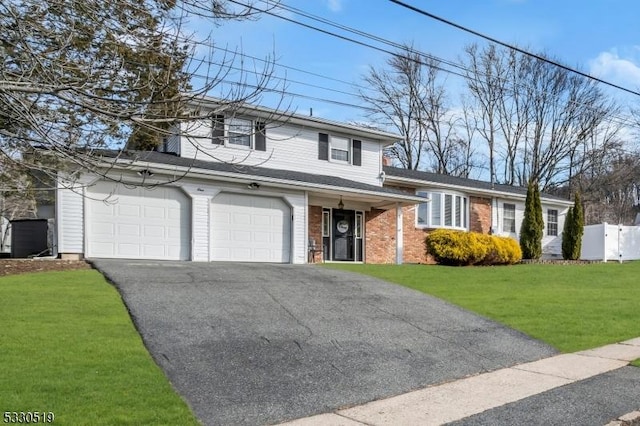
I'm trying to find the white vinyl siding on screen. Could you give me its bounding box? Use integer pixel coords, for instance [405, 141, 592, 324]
[179, 121, 384, 186]
[57, 179, 84, 254]
[493, 198, 569, 258]
[190, 195, 210, 261]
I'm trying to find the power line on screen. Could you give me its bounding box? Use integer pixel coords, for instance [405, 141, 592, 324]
[388, 0, 640, 98]
[10, 0, 638, 131]
[232, 0, 638, 129]
[226, 0, 470, 80]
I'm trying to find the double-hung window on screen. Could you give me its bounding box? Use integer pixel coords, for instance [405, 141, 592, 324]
[227, 118, 252, 147]
[330, 136, 350, 162]
[318, 133, 362, 166]
[503, 203, 516, 233]
[211, 116, 266, 151]
[416, 191, 468, 230]
[547, 209, 558, 236]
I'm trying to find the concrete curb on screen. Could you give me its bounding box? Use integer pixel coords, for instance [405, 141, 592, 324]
[605, 410, 640, 426]
[280, 338, 640, 426]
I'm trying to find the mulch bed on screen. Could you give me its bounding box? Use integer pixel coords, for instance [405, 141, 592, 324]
[0, 259, 92, 277]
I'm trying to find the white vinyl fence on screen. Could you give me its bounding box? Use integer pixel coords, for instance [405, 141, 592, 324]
[581, 223, 640, 262]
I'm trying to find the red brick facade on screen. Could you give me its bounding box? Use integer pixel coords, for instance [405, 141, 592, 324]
[469, 196, 492, 233]
[307, 195, 494, 264]
[308, 205, 324, 263]
[401, 205, 430, 264]
[364, 208, 397, 263]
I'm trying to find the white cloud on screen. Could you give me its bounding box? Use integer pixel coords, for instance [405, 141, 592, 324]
[327, 0, 343, 12]
[589, 48, 640, 87]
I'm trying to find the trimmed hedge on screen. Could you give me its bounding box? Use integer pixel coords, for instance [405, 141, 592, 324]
[426, 229, 522, 266]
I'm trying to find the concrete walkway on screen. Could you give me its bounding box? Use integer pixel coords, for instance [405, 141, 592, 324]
[280, 338, 640, 426]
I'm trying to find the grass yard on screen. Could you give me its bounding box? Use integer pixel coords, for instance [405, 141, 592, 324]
[325, 262, 640, 353]
[0, 270, 199, 426]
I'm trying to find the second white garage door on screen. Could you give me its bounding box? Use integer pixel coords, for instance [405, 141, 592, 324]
[211, 193, 291, 263]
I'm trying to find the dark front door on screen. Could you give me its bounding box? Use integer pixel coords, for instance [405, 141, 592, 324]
[332, 209, 355, 261]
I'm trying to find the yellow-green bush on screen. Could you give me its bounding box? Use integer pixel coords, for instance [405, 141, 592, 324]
[426, 229, 522, 266]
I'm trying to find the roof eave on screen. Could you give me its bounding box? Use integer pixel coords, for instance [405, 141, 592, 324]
[189, 96, 402, 142]
[97, 157, 426, 206]
[384, 175, 573, 206]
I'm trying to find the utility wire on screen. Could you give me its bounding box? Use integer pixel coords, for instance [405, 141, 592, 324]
[226, 0, 470, 80]
[388, 0, 640, 98]
[232, 0, 639, 129]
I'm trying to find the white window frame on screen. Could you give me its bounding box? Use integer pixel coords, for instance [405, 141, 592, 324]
[322, 210, 330, 237]
[416, 190, 468, 231]
[503, 203, 516, 233]
[226, 117, 253, 149]
[547, 209, 558, 236]
[330, 135, 351, 164]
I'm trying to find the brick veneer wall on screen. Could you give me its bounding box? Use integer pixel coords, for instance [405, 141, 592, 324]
[402, 205, 430, 263]
[364, 208, 397, 263]
[469, 196, 492, 233]
[314, 195, 494, 264]
[308, 205, 324, 263]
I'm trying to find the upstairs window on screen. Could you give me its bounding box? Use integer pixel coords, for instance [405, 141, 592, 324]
[227, 118, 252, 147]
[547, 209, 558, 236]
[330, 136, 350, 162]
[416, 191, 468, 230]
[503, 203, 516, 233]
[211, 116, 266, 151]
[318, 133, 361, 166]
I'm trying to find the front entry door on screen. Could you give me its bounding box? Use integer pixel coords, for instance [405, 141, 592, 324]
[332, 209, 355, 261]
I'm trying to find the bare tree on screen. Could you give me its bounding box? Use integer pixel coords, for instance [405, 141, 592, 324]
[462, 43, 618, 191]
[0, 0, 282, 193]
[359, 44, 472, 175]
[462, 44, 506, 185]
[359, 47, 426, 170]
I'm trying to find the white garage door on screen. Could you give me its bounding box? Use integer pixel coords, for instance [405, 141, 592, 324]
[87, 181, 190, 260]
[211, 193, 291, 262]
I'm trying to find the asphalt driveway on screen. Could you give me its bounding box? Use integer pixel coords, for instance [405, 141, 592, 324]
[91, 260, 557, 425]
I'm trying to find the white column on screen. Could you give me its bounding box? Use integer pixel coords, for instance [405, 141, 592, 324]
[396, 203, 403, 264]
[190, 195, 211, 262]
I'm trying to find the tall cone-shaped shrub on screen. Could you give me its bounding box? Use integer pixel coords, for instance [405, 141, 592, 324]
[519, 180, 543, 259]
[572, 193, 584, 258]
[562, 206, 574, 259]
[562, 193, 584, 260]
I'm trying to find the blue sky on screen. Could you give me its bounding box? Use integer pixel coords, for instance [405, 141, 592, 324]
[197, 0, 640, 123]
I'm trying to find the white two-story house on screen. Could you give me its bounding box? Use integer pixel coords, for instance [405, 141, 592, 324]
[53, 98, 572, 263]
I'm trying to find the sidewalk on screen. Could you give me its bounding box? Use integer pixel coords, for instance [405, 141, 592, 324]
[279, 337, 640, 426]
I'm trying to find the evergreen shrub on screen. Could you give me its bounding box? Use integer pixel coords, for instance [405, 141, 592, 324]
[426, 229, 522, 266]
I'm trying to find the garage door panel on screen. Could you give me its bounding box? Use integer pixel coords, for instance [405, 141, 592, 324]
[118, 243, 140, 257]
[87, 182, 190, 260]
[143, 225, 164, 238]
[119, 224, 140, 236]
[144, 206, 165, 219]
[211, 193, 291, 263]
[119, 204, 141, 217]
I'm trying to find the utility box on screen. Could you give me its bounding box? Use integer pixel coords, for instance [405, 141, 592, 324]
[11, 219, 49, 258]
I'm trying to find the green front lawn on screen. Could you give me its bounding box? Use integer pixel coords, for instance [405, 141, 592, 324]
[0, 270, 199, 426]
[326, 262, 640, 353]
